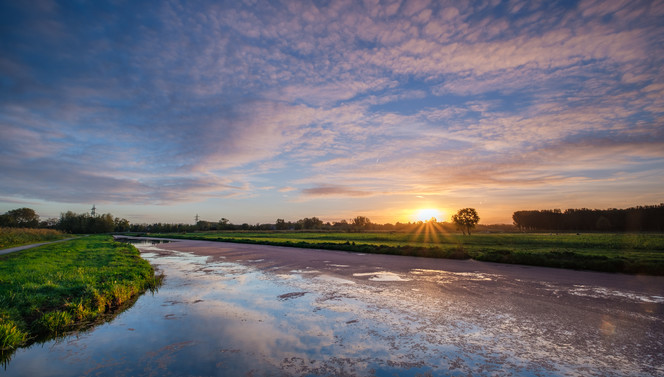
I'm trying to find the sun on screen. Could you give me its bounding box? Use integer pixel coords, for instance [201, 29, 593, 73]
[415, 208, 443, 222]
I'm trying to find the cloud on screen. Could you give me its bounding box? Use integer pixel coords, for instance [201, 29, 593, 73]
[0, 0, 662, 222]
[301, 185, 375, 198]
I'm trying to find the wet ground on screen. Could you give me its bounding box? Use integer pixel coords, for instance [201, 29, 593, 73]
[4, 238, 663, 376]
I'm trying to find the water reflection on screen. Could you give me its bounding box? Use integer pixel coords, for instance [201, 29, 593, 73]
[4, 243, 661, 376]
[114, 236, 173, 245]
[5, 246, 434, 376]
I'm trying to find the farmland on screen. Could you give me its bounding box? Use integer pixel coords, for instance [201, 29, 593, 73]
[145, 230, 664, 275]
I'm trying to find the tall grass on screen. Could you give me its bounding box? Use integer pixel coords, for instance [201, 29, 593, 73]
[0, 235, 161, 359]
[0, 227, 66, 249]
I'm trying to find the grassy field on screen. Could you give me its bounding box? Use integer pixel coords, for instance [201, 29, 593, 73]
[0, 227, 67, 249]
[146, 230, 664, 275]
[0, 235, 161, 360]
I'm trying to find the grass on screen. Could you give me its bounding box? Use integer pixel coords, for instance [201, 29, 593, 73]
[0, 227, 67, 249]
[0, 235, 161, 360]
[145, 230, 664, 275]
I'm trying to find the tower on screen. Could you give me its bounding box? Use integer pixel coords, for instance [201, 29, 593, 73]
[91, 204, 96, 217]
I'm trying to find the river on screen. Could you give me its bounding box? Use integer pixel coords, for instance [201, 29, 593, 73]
[4, 238, 663, 376]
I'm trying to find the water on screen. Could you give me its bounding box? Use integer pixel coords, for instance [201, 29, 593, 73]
[4, 242, 662, 376]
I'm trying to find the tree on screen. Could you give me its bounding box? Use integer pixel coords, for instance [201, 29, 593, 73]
[351, 216, 371, 231]
[218, 218, 232, 230]
[114, 217, 131, 232]
[452, 208, 480, 235]
[332, 219, 350, 232]
[0, 208, 39, 228]
[275, 218, 288, 230]
[298, 217, 323, 229]
[57, 211, 124, 233]
[90, 213, 115, 233]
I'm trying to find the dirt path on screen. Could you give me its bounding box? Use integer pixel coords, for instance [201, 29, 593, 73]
[0, 237, 79, 256]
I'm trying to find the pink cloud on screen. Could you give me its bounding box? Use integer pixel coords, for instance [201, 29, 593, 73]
[301, 185, 375, 198]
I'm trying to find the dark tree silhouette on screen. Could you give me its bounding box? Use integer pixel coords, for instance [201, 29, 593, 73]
[512, 204, 664, 231]
[452, 208, 480, 235]
[275, 218, 288, 230]
[351, 216, 371, 231]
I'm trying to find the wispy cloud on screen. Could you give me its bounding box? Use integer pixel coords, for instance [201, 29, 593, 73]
[0, 0, 662, 223]
[301, 185, 375, 198]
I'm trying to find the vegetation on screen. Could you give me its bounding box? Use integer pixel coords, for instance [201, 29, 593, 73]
[0, 235, 161, 359]
[513, 204, 664, 232]
[57, 211, 130, 234]
[143, 230, 664, 275]
[0, 228, 67, 249]
[0, 208, 131, 234]
[0, 208, 40, 228]
[452, 208, 480, 235]
[4, 203, 663, 235]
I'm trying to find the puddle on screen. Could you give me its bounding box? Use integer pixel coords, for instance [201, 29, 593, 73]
[3, 245, 662, 376]
[115, 237, 174, 245]
[314, 275, 356, 285]
[568, 285, 664, 304]
[411, 269, 496, 283]
[353, 271, 412, 282]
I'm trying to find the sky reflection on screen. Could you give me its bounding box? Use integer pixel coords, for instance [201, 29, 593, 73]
[3, 243, 661, 376]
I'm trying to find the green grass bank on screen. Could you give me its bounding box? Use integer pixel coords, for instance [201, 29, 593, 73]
[0, 235, 161, 358]
[145, 231, 664, 275]
[0, 227, 67, 249]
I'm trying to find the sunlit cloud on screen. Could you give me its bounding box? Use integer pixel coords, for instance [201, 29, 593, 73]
[0, 0, 662, 223]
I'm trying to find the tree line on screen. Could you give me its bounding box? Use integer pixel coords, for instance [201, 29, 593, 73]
[0, 208, 481, 234]
[0, 208, 130, 234]
[133, 215, 409, 233]
[7, 204, 664, 234]
[135, 210, 480, 234]
[512, 204, 664, 232]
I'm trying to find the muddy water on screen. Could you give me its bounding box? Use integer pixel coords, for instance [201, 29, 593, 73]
[4, 242, 663, 376]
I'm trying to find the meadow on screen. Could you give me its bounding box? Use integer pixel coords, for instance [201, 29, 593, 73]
[0, 227, 67, 249]
[0, 235, 161, 359]
[147, 230, 664, 275]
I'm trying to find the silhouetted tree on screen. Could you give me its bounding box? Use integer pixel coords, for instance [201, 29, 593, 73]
[512, 204, 664, 231]
[351, 216, 371, 231]
[297, 217, 323, 229]
[332, 219, 351, 232]
[218, 218, 233, 230]
[452, 208, 480, 235]
[275, 218, 288, 230]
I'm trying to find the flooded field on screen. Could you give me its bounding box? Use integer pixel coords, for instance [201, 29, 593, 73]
[4, 240, 663, 376]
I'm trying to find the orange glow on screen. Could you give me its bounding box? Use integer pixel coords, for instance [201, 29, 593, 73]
[409, 210, 454, 245]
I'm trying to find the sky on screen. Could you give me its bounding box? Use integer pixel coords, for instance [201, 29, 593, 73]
[1, 0, 663, 225]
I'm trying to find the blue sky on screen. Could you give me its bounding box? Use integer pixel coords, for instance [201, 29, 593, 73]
[1, 0, 662, 225]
